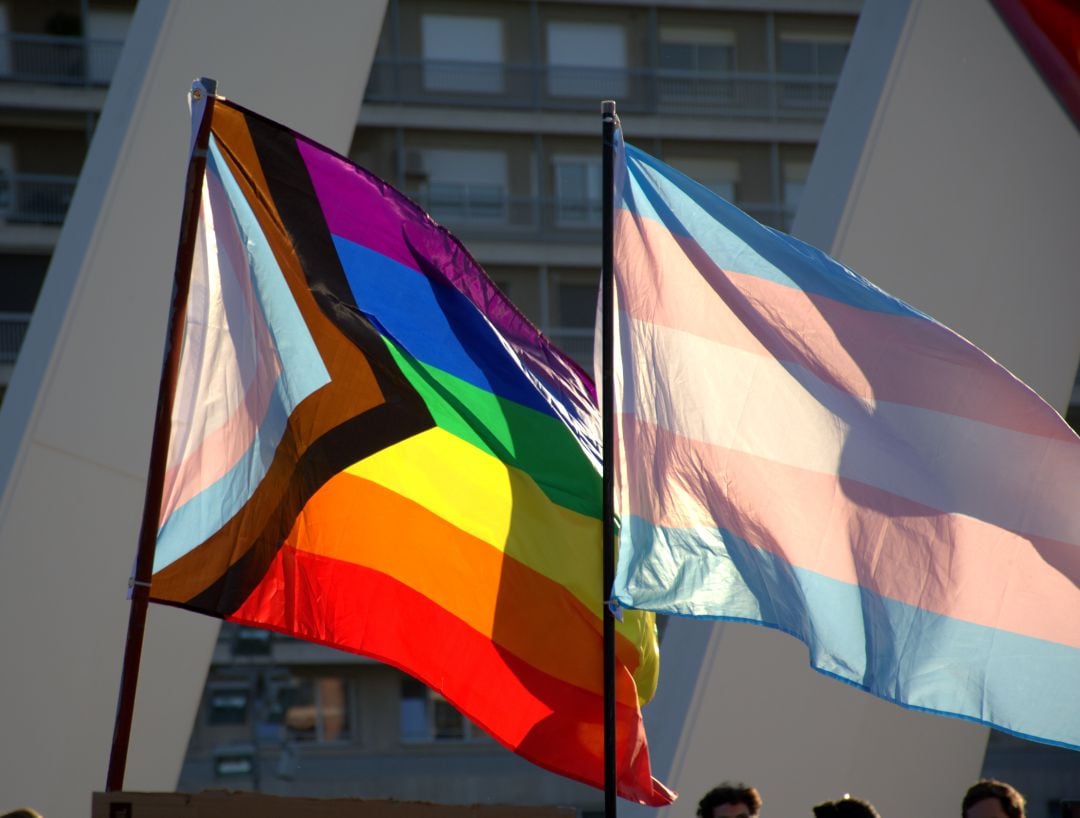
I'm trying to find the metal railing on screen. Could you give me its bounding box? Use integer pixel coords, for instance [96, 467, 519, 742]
[411, 193, 794, 241]
[0, 33, 124, 86]
[2, 174, 78, 224]
[366, 58, 841, 122]
[0, 312, 31, 364]
[546, 328, 595, 374]
[741, 201, 798, 232]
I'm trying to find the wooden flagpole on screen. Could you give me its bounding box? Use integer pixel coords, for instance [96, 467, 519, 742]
[601, 98, 618, 818]
[105, 77, 217, 792]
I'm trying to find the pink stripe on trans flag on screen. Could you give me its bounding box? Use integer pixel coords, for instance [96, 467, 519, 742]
[616, 209, 1077, 443]
[614, 314, 1080, 550]
[616, 412, 1080, 649]
[159, 165, 282, 527]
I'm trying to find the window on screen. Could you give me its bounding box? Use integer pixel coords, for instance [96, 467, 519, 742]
[667, 157, 739, 202]
[659, 28, 736, 110]
[0, 4, 10, 78]
[85, 9, 131, 85]
[553, 156, 601, 226]
[547, 21, 627, 98]
[421, 15, 504, 93]
[557, 281, 598, 329]
[212, 746, 255, 777]
[547, 271, 599, 372]
[777, 32, 850, 107]
[400, 678, 486, 742]
[0, 144, 12, 217]
[779, 34, 849, 77]
[281, 676, 351, 743]
[416, 148, 508, 223]
[783, 160, 811, 220]
[660, 28, 735, 73]
[231, 626, 271, 656]
[207, 684, 250, 725]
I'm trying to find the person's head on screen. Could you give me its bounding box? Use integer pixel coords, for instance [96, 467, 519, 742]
[962, 780, 1026, 818]
[697, 783, 763, 818]
[813, 796, 881, 818]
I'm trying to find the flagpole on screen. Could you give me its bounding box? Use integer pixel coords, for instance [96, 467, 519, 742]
[105, 77, 217, 792]
[601, 98, 618, 818]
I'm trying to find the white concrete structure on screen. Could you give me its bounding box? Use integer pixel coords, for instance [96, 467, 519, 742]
[0, 2, 385, 815]
[627, 0, 1080, 816]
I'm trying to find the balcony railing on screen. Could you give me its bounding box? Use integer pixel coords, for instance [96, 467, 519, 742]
[410, 193, 794, 241]
[0, 33, 124, 86]
[0, 312, 31, 364]
[366, 58, 841, 122]
[546, 328, 594, 374]
[2, 174, 78, 225]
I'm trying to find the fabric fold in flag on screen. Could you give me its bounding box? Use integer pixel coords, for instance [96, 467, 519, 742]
[148, 97, 672, 806]
[605, 131, 1080, 751]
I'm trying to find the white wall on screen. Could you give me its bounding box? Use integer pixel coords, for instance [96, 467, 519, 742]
[0, 2, 386, 815]
[627, 0, 1080, 816]
[797, 0, 1080, 410]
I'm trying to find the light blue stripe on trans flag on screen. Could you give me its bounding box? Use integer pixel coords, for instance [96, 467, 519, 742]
[621, 142, 928, 320]
[613, 514, 1080, 752]
[153, 139, 330, 572]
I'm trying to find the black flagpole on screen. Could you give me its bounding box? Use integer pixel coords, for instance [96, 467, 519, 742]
[601, 98, 618, 818]
[105, 77, 217, 792]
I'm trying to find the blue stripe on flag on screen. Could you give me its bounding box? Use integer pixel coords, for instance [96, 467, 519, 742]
[154, 141, 330, 572]
[621, 143, 927, 320]
[331, 233, 559, 418]
[154, 383, 292, 572]
[613, 514, 1080, 751]
[208, 139, 329, 403]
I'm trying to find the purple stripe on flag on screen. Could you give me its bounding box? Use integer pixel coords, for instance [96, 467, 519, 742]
[295, 136, 601, 462]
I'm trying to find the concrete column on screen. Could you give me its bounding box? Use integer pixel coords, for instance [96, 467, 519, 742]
[0, 2, 386, 815]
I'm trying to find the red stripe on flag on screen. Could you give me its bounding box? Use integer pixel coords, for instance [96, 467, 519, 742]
[228, 544, 674, 806]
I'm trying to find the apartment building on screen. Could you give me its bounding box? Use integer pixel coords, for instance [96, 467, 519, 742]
[353, 0, 858, 369]
[0, 0, 131, 398]
[2, 0, 1077, 814]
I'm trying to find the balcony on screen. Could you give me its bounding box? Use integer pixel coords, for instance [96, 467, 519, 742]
[366, 58, 841, 122]
[546, 327, 594, 374]
[0, 33, 123, 86]
[0, 312, 31, 364]
[2, 174, 78, 225]
[411, 193, 795, 243]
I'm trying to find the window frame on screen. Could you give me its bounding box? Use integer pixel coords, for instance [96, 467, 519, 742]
[552, 154, 603, 228]
[420, 14, 505, 94]
[399, 679, 488, 744]
[545, 20, 628, 99]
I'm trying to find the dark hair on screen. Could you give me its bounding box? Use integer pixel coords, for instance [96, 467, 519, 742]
[697, 783, 763, 817]
[813, 796, 881, 818]
[963, 780, 1026, 818]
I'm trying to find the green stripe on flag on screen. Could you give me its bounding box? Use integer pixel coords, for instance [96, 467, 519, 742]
[384, 338, 601, 518]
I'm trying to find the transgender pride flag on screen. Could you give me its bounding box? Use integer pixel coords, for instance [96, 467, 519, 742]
[606, 133, 1080, 750]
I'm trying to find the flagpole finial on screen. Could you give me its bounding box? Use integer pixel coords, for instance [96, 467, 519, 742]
[192, 77, 218, 99]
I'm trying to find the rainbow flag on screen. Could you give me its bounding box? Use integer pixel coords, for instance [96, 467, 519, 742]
[608, 134, 1080, 750]
[148, 97, 672, 805]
